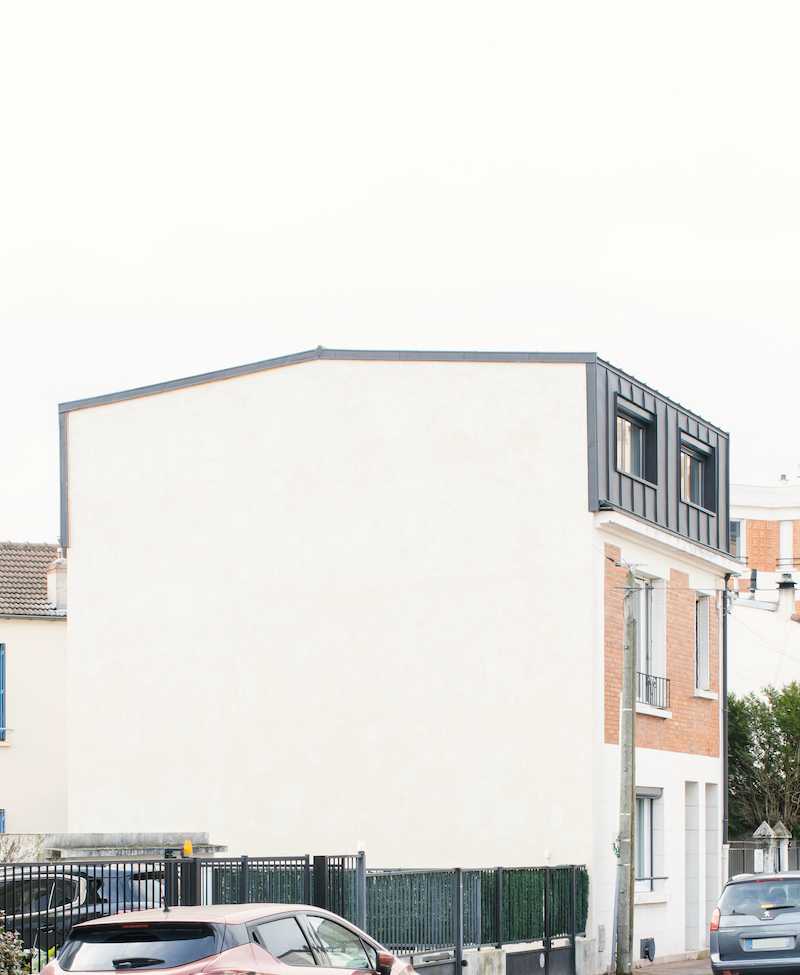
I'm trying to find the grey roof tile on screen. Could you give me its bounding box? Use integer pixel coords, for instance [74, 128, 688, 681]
[0, 542, 65, 618]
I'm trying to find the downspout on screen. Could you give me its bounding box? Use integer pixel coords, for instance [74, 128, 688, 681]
[722, 572, 731, 844]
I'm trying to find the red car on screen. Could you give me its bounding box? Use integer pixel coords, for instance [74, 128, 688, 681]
[42, 905, 413, 975]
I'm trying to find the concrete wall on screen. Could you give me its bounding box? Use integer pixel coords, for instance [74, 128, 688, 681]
[64, 359, 597, 865]
[0, 617, 67, 832]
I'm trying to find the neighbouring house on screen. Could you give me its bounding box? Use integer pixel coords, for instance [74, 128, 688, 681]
[0, 542, 67, 833]
[728, 478, 800, 695]
[56, 348, 739, 969]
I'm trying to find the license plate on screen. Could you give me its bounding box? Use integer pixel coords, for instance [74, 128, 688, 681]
[745, 937, 794, 950]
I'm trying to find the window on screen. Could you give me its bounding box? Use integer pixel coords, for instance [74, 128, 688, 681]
[632, 579, 654, 677]
[635, 788, 663, 893]
[681, 450, 703, 505]
[630, 578, 669, 709]
[0, 643, 5, 742]
[305, 916, 372, 970]
[679, 433, 716, 511]
[729, 520, 741, 558]
[615, 399, 656, 482]
[58, 924, 219, 972]
[617, 416, 645, 478]
[0, 810, 4, 834]
[635, 796, 653, 891]
[695, 595, 710, 691]
[255, 917, 316, 967]
[0, 880, 51, 914]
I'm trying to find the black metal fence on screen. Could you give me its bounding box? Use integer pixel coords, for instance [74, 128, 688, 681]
[1, 854, 587, 974]
[636, 672, 670, 710]
[728, 841, 800, 876]
[367, 865, 588, 955]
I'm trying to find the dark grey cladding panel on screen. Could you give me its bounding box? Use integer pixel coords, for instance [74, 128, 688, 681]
[589, 359, 730, 555]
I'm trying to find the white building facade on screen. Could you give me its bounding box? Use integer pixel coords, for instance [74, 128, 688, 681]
[728, 479, 800, 696]
[0, 542, 67, 834]
[56, 349, 738, 969]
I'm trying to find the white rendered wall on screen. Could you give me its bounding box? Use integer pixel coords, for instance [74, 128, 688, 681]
[0, 618, 67, 832]
[728, 600, 800, 696]
[64, 360, 596, 866]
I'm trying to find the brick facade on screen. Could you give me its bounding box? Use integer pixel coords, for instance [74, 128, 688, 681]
[746, 519, 779, 572]
[604, 543, 720, 756]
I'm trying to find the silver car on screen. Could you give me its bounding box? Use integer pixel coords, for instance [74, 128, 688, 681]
[711, 872, 800, 974]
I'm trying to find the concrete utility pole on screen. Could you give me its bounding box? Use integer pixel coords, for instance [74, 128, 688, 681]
[615, 567, 637, 975]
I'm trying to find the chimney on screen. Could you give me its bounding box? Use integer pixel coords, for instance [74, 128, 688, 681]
[777, 572, 796, 620]
[46, 556, 67, 612]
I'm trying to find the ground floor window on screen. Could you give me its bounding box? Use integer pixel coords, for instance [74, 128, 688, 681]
[635, 787, 663, 892]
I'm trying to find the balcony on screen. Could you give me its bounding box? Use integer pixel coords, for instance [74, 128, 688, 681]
[636, 672, 670, 710]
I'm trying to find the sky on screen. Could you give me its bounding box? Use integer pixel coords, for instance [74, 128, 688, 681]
[2, 2, 800, 541]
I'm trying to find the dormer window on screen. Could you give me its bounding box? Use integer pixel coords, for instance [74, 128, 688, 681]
[615, 397, 656, 483]
[680, 432, 716, 512]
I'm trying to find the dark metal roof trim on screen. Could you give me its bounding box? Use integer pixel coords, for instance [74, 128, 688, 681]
[58, 347, 597, 413]
[598, 356, 728, 436]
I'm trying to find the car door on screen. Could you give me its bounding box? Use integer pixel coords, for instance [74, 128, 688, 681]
[301, 914, 376, 975]
[251, 914, 322, 975]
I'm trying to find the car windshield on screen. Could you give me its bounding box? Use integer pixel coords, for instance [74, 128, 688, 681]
[720, 880, 800, 916]
[58, 924, 219, 971]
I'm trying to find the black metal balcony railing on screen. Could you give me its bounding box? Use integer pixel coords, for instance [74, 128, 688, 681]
[636, 672, 670, 710]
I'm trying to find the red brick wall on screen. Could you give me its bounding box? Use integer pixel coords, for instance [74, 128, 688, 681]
[746, 519, 779, 572]
[604, 544, 720, 756]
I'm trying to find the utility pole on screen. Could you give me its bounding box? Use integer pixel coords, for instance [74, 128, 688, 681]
[615, 567, 637, 975]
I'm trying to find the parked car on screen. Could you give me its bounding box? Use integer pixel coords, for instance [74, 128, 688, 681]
[0, 865, 164, 955]
[42, 905, 413, 975]
[711, 872, 800, 973]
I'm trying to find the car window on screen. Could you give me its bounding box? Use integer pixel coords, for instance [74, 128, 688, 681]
[305, 917, 371, 970]
[58, 923, 219, 971]
[720, 880, 800, 916]
[255, 917, 317, 967]
[51, 879, 80, 908]
[362, 942, 377, 970]
[0, 880, 52, 914]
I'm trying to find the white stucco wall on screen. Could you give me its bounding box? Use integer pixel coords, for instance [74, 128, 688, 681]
[0, 617, 67, 832]
[728, 598, 800, 696]
[64, 359, 597, 866]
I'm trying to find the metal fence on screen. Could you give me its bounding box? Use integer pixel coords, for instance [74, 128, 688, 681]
[729, 842, 800, 876]
[366, 865, 589, 954]
[1, 854, 587, 974]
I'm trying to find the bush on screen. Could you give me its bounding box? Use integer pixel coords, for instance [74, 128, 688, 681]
[0, 916, 27, 975]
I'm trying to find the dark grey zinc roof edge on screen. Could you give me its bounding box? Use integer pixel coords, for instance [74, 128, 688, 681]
[58, 347, 597, 413]
[597, 356, 729, 438]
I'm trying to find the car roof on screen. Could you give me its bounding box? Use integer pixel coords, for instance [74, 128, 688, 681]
[727, 872, 800, 885]
[75, 904, 318, 926]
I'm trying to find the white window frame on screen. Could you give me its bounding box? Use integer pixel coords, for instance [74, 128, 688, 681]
[695, 594, 711, 691]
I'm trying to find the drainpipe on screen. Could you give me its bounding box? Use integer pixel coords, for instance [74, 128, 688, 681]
[722, 572, 731, 845]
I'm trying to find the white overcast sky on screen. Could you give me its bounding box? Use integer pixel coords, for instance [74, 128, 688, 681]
[2, 2, 799, 541]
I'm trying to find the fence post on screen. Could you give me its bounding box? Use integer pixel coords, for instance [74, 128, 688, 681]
[570, 866, 578, 975]
[543, 867, 551, 951]
[454, 868, 464, 971]
[239, 855, 249, 903]
[180, 858, 202, 906]
[494, 868, 504, 949]
[164, 860, 179, 907]
[356, 851, 367, 931]
[303, 855, 312, 905]
[313, 856, 329, 910]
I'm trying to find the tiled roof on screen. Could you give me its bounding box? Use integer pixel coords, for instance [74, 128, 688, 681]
[0, 542, 65, 618]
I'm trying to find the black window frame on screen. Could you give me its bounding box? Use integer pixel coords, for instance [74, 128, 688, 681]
[614, 396, 657, 485]
[679, 432, 717, 514]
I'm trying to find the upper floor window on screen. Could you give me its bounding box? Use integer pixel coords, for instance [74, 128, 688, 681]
[729, 520, 742, 558]
[616, 398, 656, 483]
[695, 594, 711, 691]
[630, 577, 669, 709]
[680, 433, 716, 512]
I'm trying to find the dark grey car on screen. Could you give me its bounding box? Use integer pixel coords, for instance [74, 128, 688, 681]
[711, 873, 800, 974]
